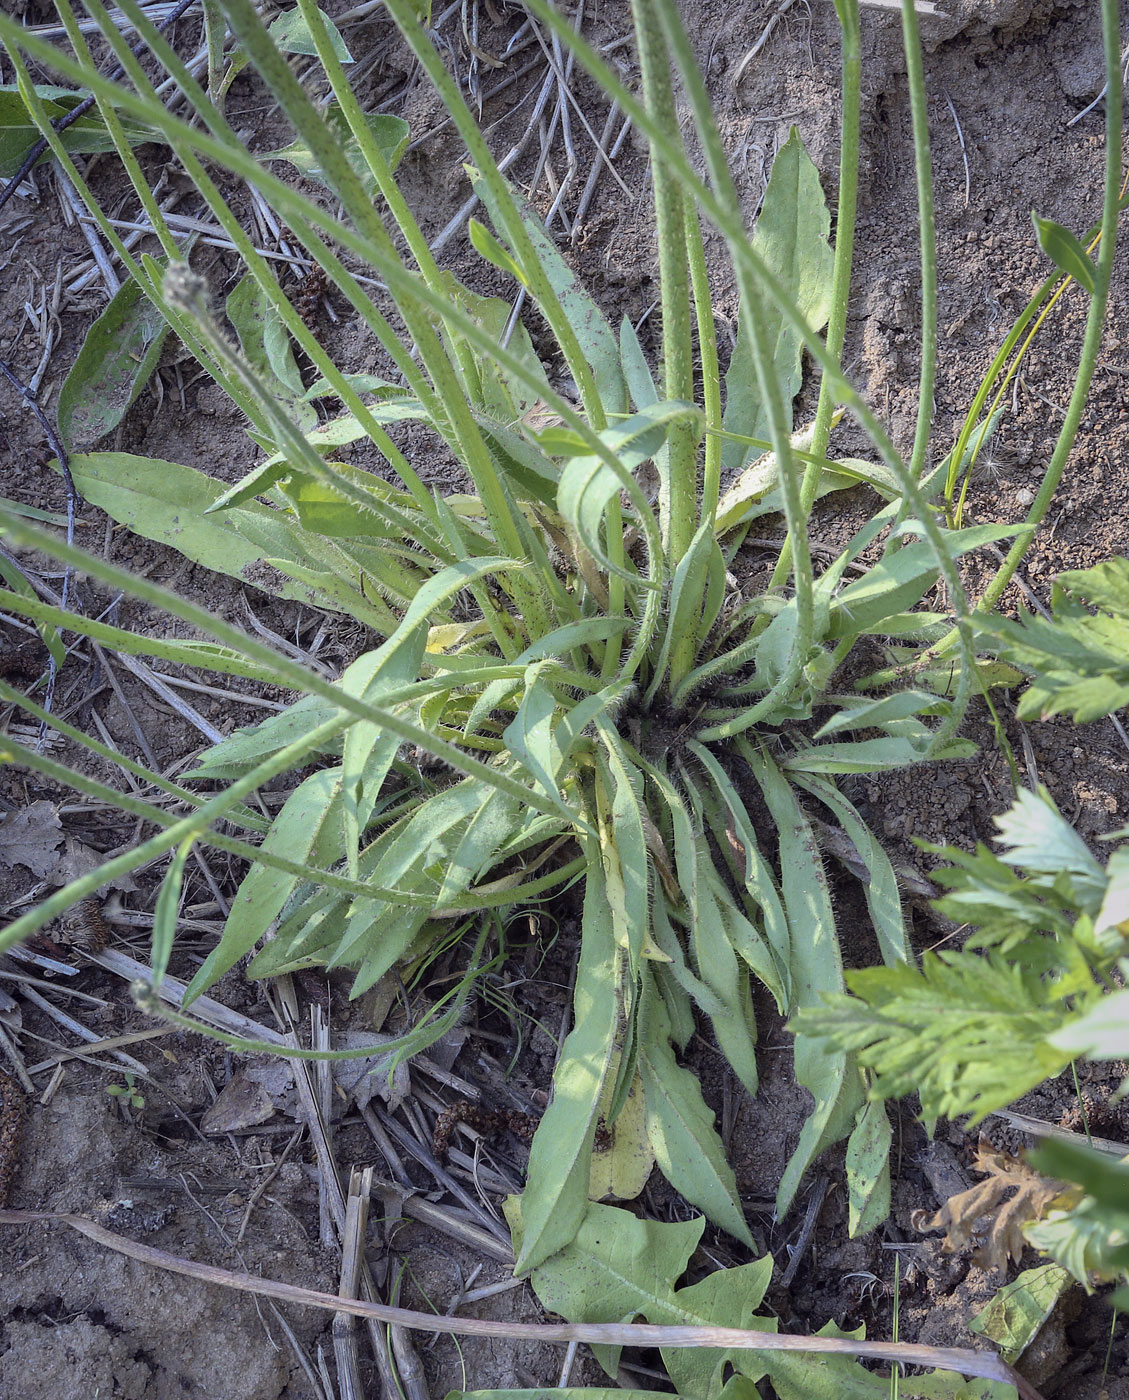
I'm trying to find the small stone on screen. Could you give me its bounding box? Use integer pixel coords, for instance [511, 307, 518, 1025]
[1015, 487, 1035, 507]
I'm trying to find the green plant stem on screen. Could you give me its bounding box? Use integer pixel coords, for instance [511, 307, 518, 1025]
[0, 676, 268, 832]
[632, 0, 698, 581]
[769, 0, 860, 590]
[7, 0, 673, 657]
[0, 587, 605, 710]
[0, 711, 358, 955]
[900, 0, 937, 488]
[0, 9, 678, 623]
[49, 0, 671, 683]
[517, 0, 981, 739]
[650, 0, 816, 734]
[52, 0, 443, 527]
[293, 0, 485, 404]
[0, 731, 586, 955]
[975, 95, 1121, 611]
[921, 0, 1122, 660]
[381, 0, 607, 431]
[212, 0, 543, 615]
[0, 508, 566, 818]
[132, 926, 493, 1060]
[947, 173, 1128, 521]
[689, 205, 723, 528]
[201, 0, 226, 109]
[94, 0, 543, 641]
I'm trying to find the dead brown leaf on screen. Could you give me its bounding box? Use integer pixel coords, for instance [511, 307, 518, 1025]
[55, 835, 137, 892]
[916, 1140, 1061, 1272]
[201, 1072, 276, 1134]
[0, 801, 62, 877]
[0, 803, 136, 895]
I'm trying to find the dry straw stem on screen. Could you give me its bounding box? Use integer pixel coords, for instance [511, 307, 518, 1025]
[0, 1209, 1045, 1400]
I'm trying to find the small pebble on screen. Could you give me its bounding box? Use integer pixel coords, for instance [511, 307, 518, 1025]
[1015, 487, 1035, 507]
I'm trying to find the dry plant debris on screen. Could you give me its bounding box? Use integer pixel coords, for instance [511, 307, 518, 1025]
[915, 1141, 1064, 1273]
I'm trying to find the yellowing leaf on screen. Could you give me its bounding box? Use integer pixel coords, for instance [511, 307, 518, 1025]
[588, 1063, 653, 1202]
[425, 620, 490, 653]
[968, 1262, 1072, 1364]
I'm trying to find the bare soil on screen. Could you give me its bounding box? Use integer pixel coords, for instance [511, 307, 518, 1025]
[1, 0, 1128, 1396]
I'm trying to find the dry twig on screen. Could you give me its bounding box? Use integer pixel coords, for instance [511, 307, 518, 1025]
[0, 1208, 1049, 1400]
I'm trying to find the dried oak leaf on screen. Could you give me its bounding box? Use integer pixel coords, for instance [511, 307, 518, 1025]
[916, 1140, 1061, 1272]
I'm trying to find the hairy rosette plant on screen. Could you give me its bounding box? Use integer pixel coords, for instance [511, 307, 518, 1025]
[0, 0, 1120, 1279]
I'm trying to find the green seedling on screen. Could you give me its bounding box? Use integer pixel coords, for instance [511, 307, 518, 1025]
[106, 1072, 145, 1112]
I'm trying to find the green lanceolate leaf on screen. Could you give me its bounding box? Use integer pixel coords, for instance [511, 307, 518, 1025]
[713, 418, 841, 536]
[443, 276, 553, 423]
[688, 744, 791, 1003]
[63, 451, 398, 627]
[0, 84, 159, 175]
[792, 772, 908, 967]
[185, 696, 341, 782]
[183, 765, 342, 1003]
[339, 555, 522, 862]
[829, 521, 1021, 641]
[263, 101, 409, 196]
[504, 665, 586, 826]
[514, 851, 625, 1274]
[814, 690, 949, 739]
[268, 6, 354, 61]
[339, 657, 419, 878]
[827, 543, 949, 639]
[721, 127, 834, 471]
[844, 1098, 892, 1238]
[468, 217, 530, 288]
[151, 837, 194, 991]
[689, 858, 760, 1098]
[435, 788, 523, 905]
[742, 743, 863, 1215]
[557, 401, 699, 575]
[648, 520, 726, 698]
[595, 729, 649, 971]
[66, 450, 280, 577]
[472, 171, 628, 416]
[57, 275, 173, 451]
[1031, 212, 1096, 293]
[620, 315, 658, 410]
[784, 735, 977, 776]
[226, 271, 317, 434]
[638, 974, 755, 1250]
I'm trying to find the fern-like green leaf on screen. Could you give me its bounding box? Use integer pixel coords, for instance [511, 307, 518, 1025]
[794, 950, 1074, 1123]
[976, 556, 1129, 723]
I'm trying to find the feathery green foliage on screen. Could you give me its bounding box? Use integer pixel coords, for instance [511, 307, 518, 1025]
[796, 786, 1129, 1292]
